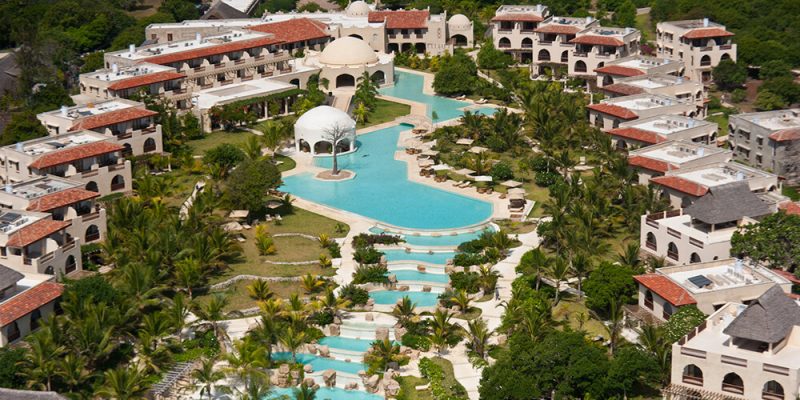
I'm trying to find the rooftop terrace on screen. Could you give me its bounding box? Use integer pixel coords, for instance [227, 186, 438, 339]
[107, 30, 275, 62]
[0, 177, 81, 201]
[610, 94, 685, 111]
[81, 63, 175, 83]
[628, 115, 713, 136]
[663, 260, 788, 295]
[673, 163, 773, 189]
[634, 141, 723, 164]
[9, 132, 107, 158]
[736, 109, 800, 131]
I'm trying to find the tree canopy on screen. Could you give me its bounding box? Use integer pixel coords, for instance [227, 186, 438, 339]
[433, 51, 478, 96]
[226, 158, 282, 215]
[663, 305, 706, 344]
[582, 262, 637, 313]
[712, 60, 746, 91]
[731, 211, 800, 273]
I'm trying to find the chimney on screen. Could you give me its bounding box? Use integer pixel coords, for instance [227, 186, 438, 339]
[4, 184, 11, 194]
[111, 63, 119, 74]
[697, 148, 704, 156]
[15, 143, 23, 152]
[129, 44, 135, 54]
[703, 18, 709, 27]
[196, 32, 202, 43]
[535, 4, 542, 13]
[586, 16, 592, 24]
[736, 171, 745, 181]
[60, 105, 68, 117]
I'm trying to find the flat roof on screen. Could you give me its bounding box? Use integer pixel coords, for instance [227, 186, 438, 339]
[614, 55, 676, 70]
[664, 261, 788, 295]
[221, 0, 258, 13]
[610, 94, 684, 111]
[107, 30, 274, 62]
[663, 19, 726, 30]
[147, 19, 263, 30]
[261, 12, 385, 29]
[674, 163, 773, 188]
[627, 115, 712, 135]
[636, 141, 723, 164]
[45, 100, 135, 121]
[81, 63, 174, 83]
[0, 211, 43, 237]
[736, 109, 800, 131]
[194, 78, 296, 110]
[0, 177, 82, 201]
[8, 131, 107, 158]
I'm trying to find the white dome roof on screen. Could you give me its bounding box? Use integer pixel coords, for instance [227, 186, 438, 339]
[295, 106, 356, 142]
[346, 0, 371, 17]
[319, 37, 378, 66]
[448, 14, 470, 28]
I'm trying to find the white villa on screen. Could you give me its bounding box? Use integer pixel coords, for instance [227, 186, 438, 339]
[628, 140, 730, 185]
[294, 106, 356, 156]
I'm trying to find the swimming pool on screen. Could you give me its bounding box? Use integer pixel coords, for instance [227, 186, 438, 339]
[382, 249, 457, 265]
[369, 290, 440, 307]
[370, 227, 491, 247]
[272, 352, 366, 375]
[379, 71, 496, 121]
[265, 386, 384, 400]
[390, 270, 449, 284]
[281, 124, 492, 229]
[317, 336, 376, 353]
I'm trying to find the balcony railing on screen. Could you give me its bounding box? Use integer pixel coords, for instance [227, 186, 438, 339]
[720, 44, 733, 50]
[644, 298, 653, 310]
[108, 163, 127, 172]
[214, 63, 225, 69]
[572, 52, 588, 57]
[141, 126, 157, 134]
[667, 228, 682, 239]
[111, 183, 125, 191]
[234, 59, 246, 65]
[721, 383, 744, 395]
[645, 241, 657, 251]
[681, 375, 703, 386]
[689, 237, 704, 248]
[193, 66, 205, 72]
[667, 250, 679, 260]
[415, 33, 423, 39]
[763, 392, 784, 400]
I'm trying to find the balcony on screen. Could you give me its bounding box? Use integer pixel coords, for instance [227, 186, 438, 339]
[681, 375, 703, 386]
[720, 44, 733, 50]
[111, 182, 125, 191]
[193, 66, 205, 72]
[402, 34, 410, 39]
[255, 55, 265, 61]
[234, 59, 246, 65]
[214, 63, 225, 69]
[141, 126, 157, 134]
[498, 43, 511, 49]
[415, 33, 423, 39]
[572, 52, 588, 57]
[389, 34, 397, 39]
[721, 383, 744, 395]
[108, 163, 127, 172]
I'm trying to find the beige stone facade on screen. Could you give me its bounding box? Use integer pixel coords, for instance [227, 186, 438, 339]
[728, 109, 800, 185]
[0, 273, 63, 347]
[628, 139, 730, 185]
[587, 93, 697, 132]
[656, 19, 736, 83]
[0, 210, 82, 276]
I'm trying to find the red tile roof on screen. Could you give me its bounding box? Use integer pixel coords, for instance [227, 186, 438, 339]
[0, 282, 63, 327]
[779, 201, 800, 216]
[768, 128, 800, 142]
[369, 10, 429, 29]
[144, 36, 283, 65]
[634, 274, 697, 306]
[610, 127, 667, 145]
[6, 219, 71, 248]
[570, 35, 625, 47]
[534, 24, 582, 34]
[248, 18, 330, 44]
[587, 103, 638, 120]
[29, 142, 124, 170]
[68, 108, 158, 132]
[107, 71, 186, 91]
[27, 188, 100, 212]
[491, 14, 544, 23]
[650, 175, 709, 197]
[682, 28, 734, 40]
[601, 83, 645, 96]
[628, 155, 676, 173]
[770, 268, 800, 285]
[594, 65, 646, 77]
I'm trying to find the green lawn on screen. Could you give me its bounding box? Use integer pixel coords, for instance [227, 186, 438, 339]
[188, 130, 257, 156]
[429, 357, 467, 397]
[358, 99, 411, 128]
[275, 154, 296, 172]
[267, 208, 349, 237]
[706, 113, 729, 137]
[263, 235, 331, 263]
[397, 376, 432, 400]
[195, 280, 308, 313]
[635, 13, 655, 42]
[552, 299, 607, 339]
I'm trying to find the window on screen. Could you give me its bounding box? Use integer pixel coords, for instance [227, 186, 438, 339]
[167, 33, 173, 41]
[6, 321, 20, 342]
[30, 309, 41, 331]
[646, 233, 657, 251]
[756, 136, 764, 146]
[756, 155, 763, 165]
[762, 380, 784, 400]
[722, 373, 744, 395]
[662, 303, 674, 320]
[644, 289, 654, 310]
[667, 242, 679, 261]
[682, 364, 703, 386]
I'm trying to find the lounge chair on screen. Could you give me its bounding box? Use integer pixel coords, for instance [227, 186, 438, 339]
[275, 214, 283, 221]
[459, 182, 472, 189]
[475, 98, 487, 104]
[452, 180, 464, 187]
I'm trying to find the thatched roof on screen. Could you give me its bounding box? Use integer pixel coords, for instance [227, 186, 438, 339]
[0, 264, 23, 291]
[0, 388, 68, 399]
[684, 181, 772, 225]
[723, 285, 800, 343]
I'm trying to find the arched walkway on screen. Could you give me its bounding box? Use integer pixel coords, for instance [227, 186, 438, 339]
[290, 78, 300, 88]
[700, 55, 711, 66]
[85, 225, 100, 242]
[560, 50, 568, 63]
[371, 70, 385, 85]
[682, 364, 703, 385]
[668, 242, 679, 261]
[122, 143, 132, 157]
[314, 141, 333, 154]
[721, 53, 732, 61]
[335, 74, 355, 88]
[498, 37, 511, 49]
[722, 373, 744, 395]
[646, 232, 657, 251]
[452, 34, 467, 47]
[85, 181, 98, 192]
[65, 255, 77, 274]
[349, 34, 363, 40]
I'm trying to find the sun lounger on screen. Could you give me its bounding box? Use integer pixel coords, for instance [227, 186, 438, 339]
[475, 98, 487, 104]
[459, 182, 472, 189]
[452, 180, 464, 187]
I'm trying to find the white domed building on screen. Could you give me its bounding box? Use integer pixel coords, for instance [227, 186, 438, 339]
[307, 36, 394, 88]
[345, 0, 371, 18]
[447, 14, 473, 48]
[294, 105, 357, 155]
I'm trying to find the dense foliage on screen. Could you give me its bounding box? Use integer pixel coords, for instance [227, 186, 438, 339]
[731, 211, 800, 273]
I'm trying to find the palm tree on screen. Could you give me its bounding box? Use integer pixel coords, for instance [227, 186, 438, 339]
[225, 339, 268, 388]
[592, 298, 625, 355]
[193, 293, 233, 353]
[250, 313, 281, 365]
[56, 354, 92, 394]
[519, 248, 550, 290]
[569, 253, 593, 299]
[465, 151, 492, 175]
[466, 318, 492, 367]
[646, 255, 668, 271]
[278, 326, 308, 363]
[450, 289, 472, 315]
[315, 287, 348, 317]
[247, 279, 274, 302]
[168, 293, 191, 337]
[22, 330, 64, 391]
[547, 257, 570, 305]
[477, 264, 500, 294]
[174, 257, 204, 298]
[192, 357, 226, 399]
[259, 121, 284, 158]
[353, 101, 368, 126]
[300, 274, 325, 294]
[490, 230, 514, 255]
[637, 324, 670, 384]
[428, 309, 459, 354]
[95, 366, 149, 400]
[391, 295, 417, 327]
[460, 110, 484, 140]
[616, 242, 642, 272]
[294, 382, 318, 400]
[365, 338, 406, 373]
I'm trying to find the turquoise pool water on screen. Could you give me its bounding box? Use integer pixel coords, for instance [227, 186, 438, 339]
[281, 124, 492, 229]
[383, 249, 456, 265]
[317, 336, 375, 353]
[265, 386, 384, 400]
[272, 352, 366, 375]
[370, 290, 440, 307]
[369, 227, 491, 247]
[391, 270, 449, 284]
[379, 71, 495, 121]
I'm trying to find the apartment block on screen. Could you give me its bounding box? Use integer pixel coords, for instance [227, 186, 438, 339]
[628, 139, 730, 185]
[0, 176, 106, 245]
[0, 210, 82, 276]
[491, 5, 550, 62]
[599, 74, 706, 117]
[595, 55, 684, 86]
[632, 259, 792, 323]
[0, 267, 63, 347]
[37, 99, 163, 157]
[640, 182, 772, 265]
[0, 131, 132, 197]
[611, 114, 718, 150]
[729, 109, 800, 185]
[567, 26, 641, 77]
[77, 62, 186, 103]
[665, 286, 800, 400]
[650, 161, 779, 208]
[656, 18, 736, 83]
[587, 93, 696, 131]
[528, 16, 596, 75]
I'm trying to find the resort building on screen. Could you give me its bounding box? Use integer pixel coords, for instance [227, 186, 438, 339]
[0, 131, 132, 197]
[294, 105, 356, 155]
[640, 182, 773, 266]
[37, 99, 163, 157]
[0, 210, 82, 276]
[567, 26, 641, 78]
[490, 5, 550, 63]
[145, 2, 474, 56]
[665, 286, 800, 400]
[610, 114, 719, 150]
[0, 176, 106, 245]
[0, 267, 63, 347]
[650, 161, 779, 209]
[632, 258, 792, 323]
[598, 74, 706, 116]
[594, 55, 684, 86]
[628, 140, 730, 185]
[76, 62, 186, 103]
[728, 109, 800, 185]
[587, 93, 697, 131]
[656, 18, 736, 83]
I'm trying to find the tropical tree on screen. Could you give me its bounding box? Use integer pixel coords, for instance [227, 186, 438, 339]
[450, 289, 473, 315]
[569, 253, 593, 299]
[247, 280, 274, 302]
[365, 338, 408, 373]
[294, 382, 318, 400]
[466, 318, 492, 367]
[21, 331, 63, 391]
[56, 354, 93, 394]
[517, 248, 550, 290]
[225, 339, 268, 388]
[193, 357, 226, 399]
[300, 274, 325, 294]
[428, 309, 461, 354]
[241, 134, 264, 160]
[174, 257, 205, 298]
[477, 264, 500, 294]
[278, 326, 308, 363]
[547, 257, 570, 305]
[193, 293, 234, 353]
[391, 295, 417, 327]
[94, 366, 149, 400]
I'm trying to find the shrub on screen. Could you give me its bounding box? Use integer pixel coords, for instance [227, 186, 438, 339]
[339, 283, 370, 306]
[452, 253, 488, 267]
[352, 264, 389, 284]
[255, 231, 276, 256]
[535, 171, 561, 187]
[326, 242, 342, 258]
[731, 89, 747, 103]
[318, 254, 333, 268]
[449, 271, 481, 294]
[352, 233, 403, 249]
[401, 333, 431, 351]
[313, 309, 335, 326]
[354, 247, 384, 265]
[490, 161, 514, 182]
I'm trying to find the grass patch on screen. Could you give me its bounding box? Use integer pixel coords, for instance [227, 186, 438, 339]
[358, 99, 411, 128]
[706, 113, 729, 137]
[397, 376, 432, 400]
[495, 219, 539, 234]
[782, 186, 800, 201]
[429, 357, 467, 396]
[635, 13, 655, 42]
[454, 307, 482, 321]
[195, 280, 308, 312]
[267, 208, 349, 237]
[552, 299, 607, 339]
[263, 235, 331, 263]
[275, 154, 296, 172]
[189, 130, 257, 156]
